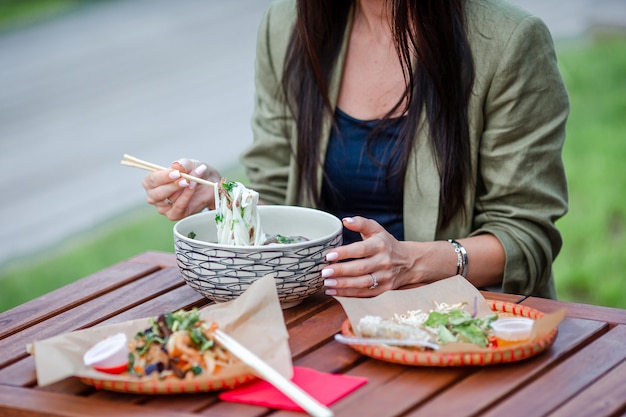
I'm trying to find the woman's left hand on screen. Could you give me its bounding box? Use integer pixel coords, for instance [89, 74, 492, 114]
[321, 216, 429, 297]
[322, 217, 506, 297]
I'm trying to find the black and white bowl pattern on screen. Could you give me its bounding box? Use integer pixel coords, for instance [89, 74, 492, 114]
[173, 206, 343, 309]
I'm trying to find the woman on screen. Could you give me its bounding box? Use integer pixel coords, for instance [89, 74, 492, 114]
[142, 0, 569, 299]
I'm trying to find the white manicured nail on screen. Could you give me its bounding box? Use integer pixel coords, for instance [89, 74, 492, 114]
[326, 252, 339, 261]
[169, 170, 181, 179]
[321, 268, 334, 278]
[194, 164, 207, 176]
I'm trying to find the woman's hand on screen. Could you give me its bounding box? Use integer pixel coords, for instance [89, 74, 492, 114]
[321, 217, 506, 297]
[320, 216, 424, 297]
[321, 216, 459, 297]
[141, 158, 221, 220]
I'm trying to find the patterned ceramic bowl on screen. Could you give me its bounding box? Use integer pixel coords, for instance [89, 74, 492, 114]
[173, 205, 343, 308]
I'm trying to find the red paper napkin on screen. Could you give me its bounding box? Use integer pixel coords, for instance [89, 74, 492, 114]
[218, 366, 368, 411]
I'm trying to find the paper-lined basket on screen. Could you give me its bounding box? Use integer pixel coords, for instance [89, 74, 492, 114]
[28, 275, 291, 394]
[79, 370, 257, 394]
[335, 276, 564, 367]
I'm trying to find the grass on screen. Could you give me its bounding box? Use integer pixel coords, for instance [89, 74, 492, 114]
[0, 166, 246, 313]
[0, 0, 89, 32]
[551, 36, 626, 307]
[0, 206, 175, 311]
[0, 27, 624, 311]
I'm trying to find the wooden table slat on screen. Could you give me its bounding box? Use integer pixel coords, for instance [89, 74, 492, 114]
[196, 398, 274, 417]
[35, 377, 93, 397]
[479, 291, 526, 304]
[522, 296, 626, 326]
[480, 325, 626, 417]
[546, 356, 626, 417]
[287, 302, 347, 358]
[401, 316, 607, 417]
[0, 384, 199, 417]
[137, 392, 220, 414]
[330, 360, 465, 417]
[95, 283, 209, 327]
[294, 341, 365, 374]
[282, 292, 337, 325]
[0, 268, 184, 369]
[128, 251, 178, 268]
[0, 261, 159, 340]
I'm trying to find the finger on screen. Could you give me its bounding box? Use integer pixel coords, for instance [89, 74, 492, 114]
[324, 232, 388, 267]
[142, 167, 182, 190]
[325, 272, 379, 289]
[166, 186, 198, 219]
[170, 188, 185, 201]
[328, 217, 387, 261]
[324, 274, 383, 298]
[187, 164, 208, 190]
[172, 158, 204, 174]
[323, 251, 373, 278]
[190, 163, 208, 177]
[342, 216, 386, 239]
[155, 199, 174, 215]
[154, 186, 195, 220]
[146, 181, 186, 204]
[144, 173, 190, 205]
[326, 288, 380, 298]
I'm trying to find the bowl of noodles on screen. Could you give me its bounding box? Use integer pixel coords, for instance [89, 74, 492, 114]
[173, 190, 343, 309]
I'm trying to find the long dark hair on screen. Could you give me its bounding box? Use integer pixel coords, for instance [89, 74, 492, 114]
[282, 0, 474, 229]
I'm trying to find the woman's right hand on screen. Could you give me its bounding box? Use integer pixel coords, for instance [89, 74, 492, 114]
[141, 158, 221, 220]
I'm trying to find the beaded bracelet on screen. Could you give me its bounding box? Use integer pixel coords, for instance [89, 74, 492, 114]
[448, 239, 468, 278]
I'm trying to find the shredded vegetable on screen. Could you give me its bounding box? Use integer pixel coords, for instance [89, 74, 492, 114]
[127, 309, 239, 379]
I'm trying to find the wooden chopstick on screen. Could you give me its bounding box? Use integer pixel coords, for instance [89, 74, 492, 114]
[120, 154, 216, 187]
[213, 329, 334, 417]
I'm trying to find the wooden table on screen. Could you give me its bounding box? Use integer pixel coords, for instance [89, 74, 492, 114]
[1, 251, 626, 417]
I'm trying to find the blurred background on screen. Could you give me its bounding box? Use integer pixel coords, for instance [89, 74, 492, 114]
[1, 0, 625, 312]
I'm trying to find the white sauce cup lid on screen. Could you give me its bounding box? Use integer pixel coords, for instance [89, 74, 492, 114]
[490, 317, 534, 340]
[83, 332, 129, 367]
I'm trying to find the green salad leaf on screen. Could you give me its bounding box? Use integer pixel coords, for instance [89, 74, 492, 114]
[424, 309, 498, 347]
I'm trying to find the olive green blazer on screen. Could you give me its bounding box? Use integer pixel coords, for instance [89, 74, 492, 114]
[241, 0, 569, 298]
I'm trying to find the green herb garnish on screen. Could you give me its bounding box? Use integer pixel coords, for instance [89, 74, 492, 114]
[166, 309, 200, 332]
[127, 352, 137, 375]
[222, 180, 236, 194]
[137, 332, 166, 355]
[200, 339, 215, 353]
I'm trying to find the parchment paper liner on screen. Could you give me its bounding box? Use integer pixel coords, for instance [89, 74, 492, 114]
[27, 275, 291, 392]
[335, 276, 564, 366]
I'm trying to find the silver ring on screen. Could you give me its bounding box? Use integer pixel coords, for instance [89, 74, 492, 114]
[369, 273, 378, 290]
[163, 197, 173, 205]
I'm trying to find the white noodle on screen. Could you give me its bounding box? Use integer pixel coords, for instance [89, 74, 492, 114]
[214, 180, 265, 246]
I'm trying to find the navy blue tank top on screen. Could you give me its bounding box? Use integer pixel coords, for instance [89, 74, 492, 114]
[321, 108, 405, 244]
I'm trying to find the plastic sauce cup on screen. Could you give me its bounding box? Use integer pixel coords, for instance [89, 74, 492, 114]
[83, 332, 129, 374]
[490, 317, 534, 347]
